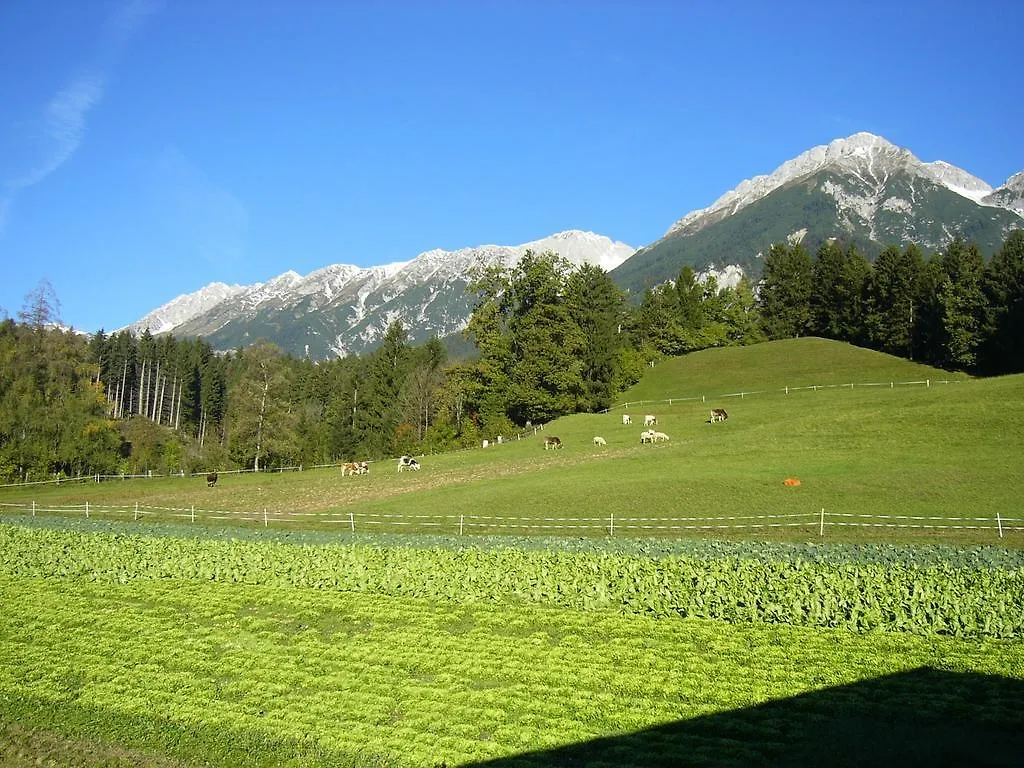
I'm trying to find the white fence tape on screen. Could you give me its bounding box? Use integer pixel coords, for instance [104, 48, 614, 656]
[2, 501, 1021, 539]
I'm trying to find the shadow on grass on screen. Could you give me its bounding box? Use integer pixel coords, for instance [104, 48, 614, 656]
[462, 667, 1024, 768]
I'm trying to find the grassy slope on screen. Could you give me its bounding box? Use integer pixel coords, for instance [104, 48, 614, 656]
[1, 338, 1020, 546]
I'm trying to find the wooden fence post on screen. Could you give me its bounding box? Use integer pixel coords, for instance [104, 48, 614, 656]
[609, 511, 614, 536]
[349, 511, 355, 532]
[85, 501, 89, 519]
[819, 508, 825, 537]
[997, 512, 1004, 539]
[459, 515, 464, 535]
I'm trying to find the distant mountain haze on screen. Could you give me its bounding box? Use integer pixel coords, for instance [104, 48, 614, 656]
[127, 132, 1023, 359]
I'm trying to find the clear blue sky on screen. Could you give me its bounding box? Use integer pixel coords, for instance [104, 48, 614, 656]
[1, 0, 1021, 333]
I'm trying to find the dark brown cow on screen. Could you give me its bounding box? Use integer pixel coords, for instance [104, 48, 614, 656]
[709, 408, 728, 423]
[206, 471, 218, 487]
[544, 436, 562, 450]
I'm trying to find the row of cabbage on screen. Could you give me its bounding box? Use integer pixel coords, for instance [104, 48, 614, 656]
[2, 522, 1022, 638]
[7, 513, 1024, 568]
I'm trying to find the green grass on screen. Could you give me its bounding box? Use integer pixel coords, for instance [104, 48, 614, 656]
[1, 339, 1021, 547]
[620, 337, 969, 404]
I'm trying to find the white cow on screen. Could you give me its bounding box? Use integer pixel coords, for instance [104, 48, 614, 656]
[640, 430, 656, 444]
[644, 414, 657, 426]
[622, 414, 632, 425]
[652, 431, 670, 442]
[593, 436, 607, 446]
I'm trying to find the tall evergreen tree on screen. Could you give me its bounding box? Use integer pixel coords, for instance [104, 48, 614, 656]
[465, 263, 515, 430]
[566, 264, 626, 411]
[913, 255, 948, 367]
[865, 244, 924, 358]
[359, 320, 411, 457]
[979, 230, 1024, 374]
[632, 284, 685, 355]
[810, 242, 870, 342]
[757, 242, 813, 340]
[937, 237, 987, 371]
[505, 251, 586, 424]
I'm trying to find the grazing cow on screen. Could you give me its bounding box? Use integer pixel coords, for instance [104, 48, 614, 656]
[644, 414, 657, 426]
[544, 436, 562, 450]
[397, 455, 420, 472]
[709, 408, 728, 423]
[593, 436, 607, 446]
[206, 471, 218, 487]
[652, 431, 670, 442]
[342, 461, 369, 476]
[640, 430, 656, 444]
[622, 414, 632, 425]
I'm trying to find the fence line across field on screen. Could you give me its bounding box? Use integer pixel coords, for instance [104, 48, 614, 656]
[3, 501, 1021, 539]
[607, 377, 964, 412]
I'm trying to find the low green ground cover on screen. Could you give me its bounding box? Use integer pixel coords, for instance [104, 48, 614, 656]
[2, 574, 1023, 767]
[3, 523, 1022, 638]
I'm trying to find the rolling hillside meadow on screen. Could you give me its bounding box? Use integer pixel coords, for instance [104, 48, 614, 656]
[2, 338, 1023, 766]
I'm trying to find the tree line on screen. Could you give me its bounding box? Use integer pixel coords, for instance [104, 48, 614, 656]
[1, 229, 1021, 483]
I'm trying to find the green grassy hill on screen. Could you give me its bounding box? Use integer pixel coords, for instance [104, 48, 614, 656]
[4, 338, 1020, 545]
[620, 337, 969, 404]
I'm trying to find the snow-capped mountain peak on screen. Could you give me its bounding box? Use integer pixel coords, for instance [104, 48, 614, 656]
[125, 230, 635, 356]
[923, 160, 992, 202]
[665, 132, 1011, 238]
[127, 281, 247, 335]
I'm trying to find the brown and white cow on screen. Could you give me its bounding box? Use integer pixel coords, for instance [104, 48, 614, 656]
[709, 408, 728, 423]
[341, 461, 369, 476]
[544, 436, 562, 450]
[206, 471, 218, 487]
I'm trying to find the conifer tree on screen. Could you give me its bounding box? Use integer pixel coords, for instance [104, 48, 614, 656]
[938, 236, 987, 370]
[758, 242, 813, 340]
[566, 264, 626, 411]
[979, 229, 1024, 374]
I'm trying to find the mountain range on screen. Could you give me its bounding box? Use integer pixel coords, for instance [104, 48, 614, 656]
[128, 132, 1023, 358]
[128, 230, 636, 358]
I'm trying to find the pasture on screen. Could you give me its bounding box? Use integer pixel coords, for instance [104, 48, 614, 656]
[2, 339, 1022, 546]
[1, 338, 1023, 766]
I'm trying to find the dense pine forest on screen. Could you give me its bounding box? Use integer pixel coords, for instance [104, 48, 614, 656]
[1, 231, 1021, 483]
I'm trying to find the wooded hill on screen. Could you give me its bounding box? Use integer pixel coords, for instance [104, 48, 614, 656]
[1, 230, 1022, 483]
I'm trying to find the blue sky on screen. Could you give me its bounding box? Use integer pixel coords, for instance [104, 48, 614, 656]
[1, 0, 1022, 333]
